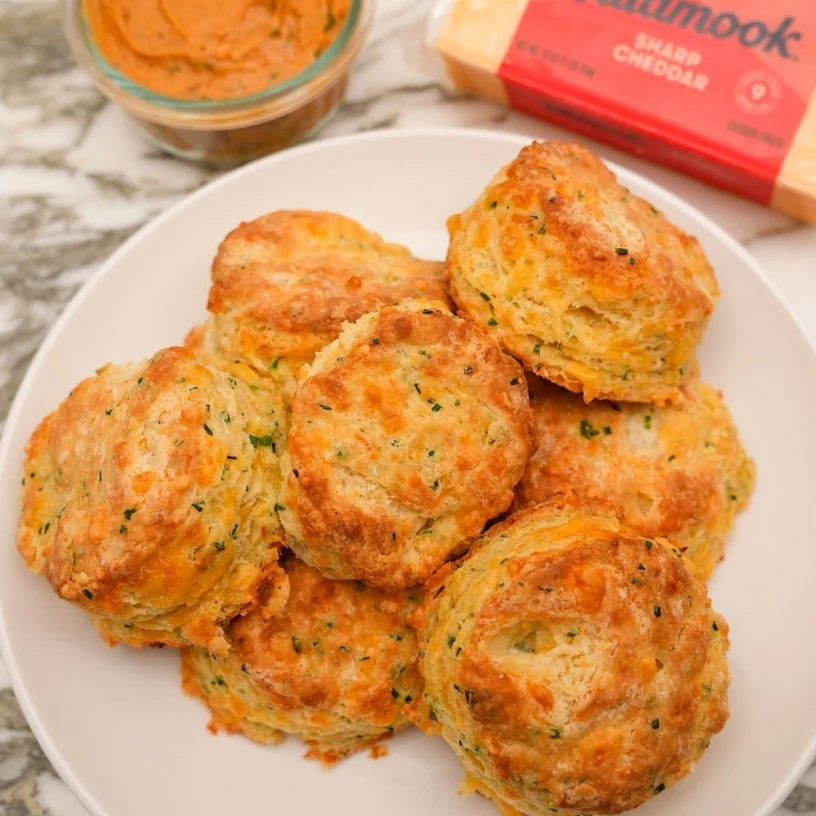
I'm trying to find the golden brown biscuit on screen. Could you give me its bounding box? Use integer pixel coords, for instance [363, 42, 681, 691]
[446, 142, 720, 404]
[410, 502, 730, 816]
[194, 210, 450, 396]
[181, 557, 423, 763]
[513, 376, 755, 580]
[17, 347, 289, 655]
[278, 299, 536, 590]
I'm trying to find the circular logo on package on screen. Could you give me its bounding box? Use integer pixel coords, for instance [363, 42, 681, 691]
[735, 71, 782, 116]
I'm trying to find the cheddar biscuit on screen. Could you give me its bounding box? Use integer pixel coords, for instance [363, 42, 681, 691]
[195, 210, 450, 395]
[411, 502, 730, 816]
[446, 142, 719, 403]
[17, 347, 289, 655]
[278, 299, 536, 590]
[514, 376, 755, 580]
[181, 557, 423, 763]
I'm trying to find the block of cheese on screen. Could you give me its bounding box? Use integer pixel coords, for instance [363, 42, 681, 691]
[431, 0, 816, 223]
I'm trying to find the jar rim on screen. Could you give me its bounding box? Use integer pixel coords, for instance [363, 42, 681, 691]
[64, 0, 370, 127]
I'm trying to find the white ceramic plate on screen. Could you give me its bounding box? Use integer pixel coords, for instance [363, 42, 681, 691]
[1, 129, 815, 816]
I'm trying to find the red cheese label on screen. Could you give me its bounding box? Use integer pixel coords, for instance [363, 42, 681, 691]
[497, 0, 816, 202]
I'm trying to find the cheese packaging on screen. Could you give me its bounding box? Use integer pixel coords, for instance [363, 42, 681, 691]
[431, 0, 816, 223]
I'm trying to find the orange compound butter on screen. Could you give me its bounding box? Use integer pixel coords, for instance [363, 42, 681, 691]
[432, 0, 816, 223]
[85, 0, 352, 100]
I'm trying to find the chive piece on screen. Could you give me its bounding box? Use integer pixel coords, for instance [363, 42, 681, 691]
[359, 656, 370, 662]
[510, 377, 519, 385]
[274, 503, 286, 512]
[447, 634, 455, 647]
[320, 404, 332, 411]
[668, 454, 676, 462]
[655, 783, 666, 794]
[422, 308, 434, 314]
[390, 632, 403, 641]
[654, 606, 661, 618]
[615, 247, 629, 255]
[538, 225, 547, 235]
[203, 424, 213, 436]
[430, 480, 439, 490]
[291, 636, 302, 654]
[487, 318, 498, 327]
[577, 190, 585, 200]
[82, 589, 94, 600]
[479, 292, 491, 302]
[533, 343, 541, 354]
[580, 419, 600, 439]
[645, 540, 654, 550]
[463, 366, 473, 375]
[629, 256, 636, 266]
[414, 383, 421, 394]
[119, 525, 127, 534]
[249, 434, 273, 447]
[404, 695, 413, 703]
[651, 719, 660, 729]
[428, 450, 435, 457]
[549, 728, 561, 739]
[490, 201, 498, 209]
[603, 426, 612, 435]
[105, 408, 113, 416]
[231, 524, 238, 539]
[353, 581, 365, 592]
[270, 357, 279, 369]
[213, 541, 226, 552]
[191, 502, 204, 512]
[123, 508, 137, 520]
[637, 564, 646, 571]
[391, 532, 397, 542]
[241, 663, 249, 674]
[372, 338, 380, 345]
[712, 621, 719, 632]
[391, 688, 400, 699]
[137, 377, 144, 385]
[644, 415, 652, 429]
[431, 403, 442, 412]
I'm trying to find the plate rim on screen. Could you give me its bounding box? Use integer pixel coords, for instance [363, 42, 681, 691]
[1, 126, 814, 816]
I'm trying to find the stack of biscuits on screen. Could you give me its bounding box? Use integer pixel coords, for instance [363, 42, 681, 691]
[17, 142, 754, 816]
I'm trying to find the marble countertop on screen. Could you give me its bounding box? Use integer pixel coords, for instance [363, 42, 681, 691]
[1, 0, 815, 813]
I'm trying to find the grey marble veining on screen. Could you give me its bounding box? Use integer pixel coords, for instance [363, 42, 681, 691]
[1, 0, 815, 813]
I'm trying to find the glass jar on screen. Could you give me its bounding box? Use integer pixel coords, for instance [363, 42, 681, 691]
[65, 0, 373, 167]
